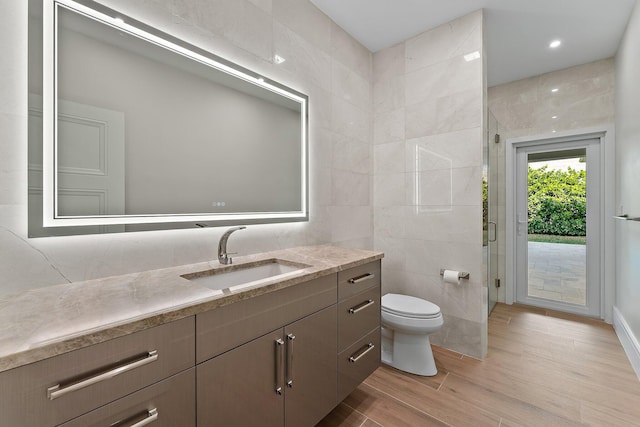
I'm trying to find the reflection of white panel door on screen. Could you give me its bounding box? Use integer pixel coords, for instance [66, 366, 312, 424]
[28, 96, 125, 236]
[56, 99, 125, 217]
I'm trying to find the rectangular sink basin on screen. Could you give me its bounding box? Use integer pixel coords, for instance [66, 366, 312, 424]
[181, 259, 308, 292]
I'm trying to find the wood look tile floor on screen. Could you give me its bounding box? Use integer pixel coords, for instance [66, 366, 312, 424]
[318, 303, 640, 427]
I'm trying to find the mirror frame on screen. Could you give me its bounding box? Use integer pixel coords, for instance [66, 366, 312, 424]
[36, 0, 308, 232]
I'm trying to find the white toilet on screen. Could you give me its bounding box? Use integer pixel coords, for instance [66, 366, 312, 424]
[381, 293, 444, 376]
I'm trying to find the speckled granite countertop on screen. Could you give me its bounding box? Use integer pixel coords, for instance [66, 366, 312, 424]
[0, 245, 383, 373]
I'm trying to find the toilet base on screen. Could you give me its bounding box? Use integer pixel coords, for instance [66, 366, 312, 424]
[381, 327, 438, 376]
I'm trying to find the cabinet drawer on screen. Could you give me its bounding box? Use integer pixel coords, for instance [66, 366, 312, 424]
[338, 261, 380, 300]
[196, 274, 336, 363]
[60, 368, 195, 427]
[338, 328, 380, 402]
[338, 286, 380, 352]
[0, 317, 194, 427]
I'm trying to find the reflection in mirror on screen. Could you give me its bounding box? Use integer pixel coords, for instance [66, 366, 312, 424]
[28, 0, 308, 237]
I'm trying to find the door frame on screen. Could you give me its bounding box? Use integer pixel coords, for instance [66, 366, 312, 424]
[505, 126, 615, 322]
[515, 139, 599, 317]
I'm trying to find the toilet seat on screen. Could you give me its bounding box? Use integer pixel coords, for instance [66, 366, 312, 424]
[382, 293, 441, 319]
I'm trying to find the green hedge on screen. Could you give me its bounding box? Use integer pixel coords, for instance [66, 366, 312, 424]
[528, 166, 586, 236]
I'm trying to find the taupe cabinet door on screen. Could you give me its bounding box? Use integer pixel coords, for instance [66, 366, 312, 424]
[285, 304, 337, 426]
[197, 329, 285, 427]
[197, 305, 337, 427]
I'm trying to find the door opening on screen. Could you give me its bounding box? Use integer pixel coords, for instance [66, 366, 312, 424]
[514, 138, 601, 317]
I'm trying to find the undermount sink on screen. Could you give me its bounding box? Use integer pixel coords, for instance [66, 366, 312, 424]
[181, 259, 308, 292]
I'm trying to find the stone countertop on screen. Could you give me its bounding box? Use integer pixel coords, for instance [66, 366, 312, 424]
[0, 245, 382, 373]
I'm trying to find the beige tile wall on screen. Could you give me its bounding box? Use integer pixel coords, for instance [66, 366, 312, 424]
[373, 10, 487, 359]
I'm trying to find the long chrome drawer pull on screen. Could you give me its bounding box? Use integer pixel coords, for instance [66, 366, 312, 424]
[128, 408, 159, 427]
[47, 350, 159, 400]
[286, 333, 295, 388]
[348, 273, 375, 284]
[275, 338, 285, 395]
[348, 299, 375, 314]
[349, 344, 375, 363]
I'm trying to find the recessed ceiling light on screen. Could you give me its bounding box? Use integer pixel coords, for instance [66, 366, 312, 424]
[273, 54, 286, 64]
[549, 40, 562, 49]
[552, 115, 558, 119]
[551, 88, 559, 93]
[463, 51, 480, 62]
[552, 130, 557, 133]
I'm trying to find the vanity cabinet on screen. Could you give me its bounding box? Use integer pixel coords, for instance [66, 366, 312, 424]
[337, 261, 381, 401]
[196, 274, 338, 427]
[0, 317, 195, 427]
[197, 304, 337, 427]
[0, 251, 383, 426]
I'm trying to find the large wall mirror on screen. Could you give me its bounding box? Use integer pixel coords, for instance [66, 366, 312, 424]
[28, 0, 308, 237]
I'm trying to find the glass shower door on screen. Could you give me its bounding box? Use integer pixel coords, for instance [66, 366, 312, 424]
[486, 112, 500, 315]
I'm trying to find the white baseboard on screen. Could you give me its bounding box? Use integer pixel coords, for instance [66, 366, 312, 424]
[613, 306, 640, 380]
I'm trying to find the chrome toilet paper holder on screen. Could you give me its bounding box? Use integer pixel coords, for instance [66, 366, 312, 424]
[440, 269, 469, 279]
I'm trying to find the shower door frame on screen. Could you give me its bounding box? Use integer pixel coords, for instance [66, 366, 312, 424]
[505, 127, 616, 322]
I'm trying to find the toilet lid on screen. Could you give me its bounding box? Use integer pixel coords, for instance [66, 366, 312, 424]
[381, 293, 441, 318]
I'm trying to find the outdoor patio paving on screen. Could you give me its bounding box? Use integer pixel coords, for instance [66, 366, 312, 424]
[528, 241, 586, 305]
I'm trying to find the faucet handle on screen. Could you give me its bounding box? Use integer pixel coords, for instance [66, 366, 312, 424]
[224, 253, 239, 264]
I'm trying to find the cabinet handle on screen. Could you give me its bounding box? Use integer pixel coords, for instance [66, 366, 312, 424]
[46, 350, 159, 400]
[127, 408, 159, 427]
[348, 299, 375, 314]
[349, 343, 375, 363]
[286, 333, 295, 388]
[275, 338, 284, 395]
[348, 273, 375, 284]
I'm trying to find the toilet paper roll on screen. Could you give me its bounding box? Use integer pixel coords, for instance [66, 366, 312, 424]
[443, 269, 461, 285]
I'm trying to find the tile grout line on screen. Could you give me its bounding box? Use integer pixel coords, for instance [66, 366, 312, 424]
[436, 372, 450, 392]
[364, 381, 455, 427]
[342, 402, 383, 427]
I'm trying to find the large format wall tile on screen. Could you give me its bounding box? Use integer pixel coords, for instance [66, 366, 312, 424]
[329, 22, 371, 81]
[272, 0, 332, 53]
[405, 56, 481, 107]
[331, 96, 370, 144]
[405, 88, 482, 138]
[374, 108, 405, 145]
[173, 0, 273, 61]
[405, 11, 482, 74]
[273, 21, 332, 90]
[373, 9, 486, 358]
[332, 60, 371, 111]
[332, 134, 371, 174]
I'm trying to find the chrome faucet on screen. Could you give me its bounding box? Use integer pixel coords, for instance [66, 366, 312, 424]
[217, 226, 246, 265]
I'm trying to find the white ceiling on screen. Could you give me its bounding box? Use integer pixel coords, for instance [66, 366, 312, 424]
[310, 0, 636, 87]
